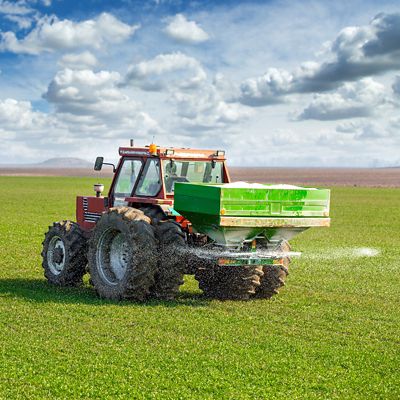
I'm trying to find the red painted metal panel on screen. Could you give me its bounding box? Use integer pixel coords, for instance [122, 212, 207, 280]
[76, 196, 107, 232]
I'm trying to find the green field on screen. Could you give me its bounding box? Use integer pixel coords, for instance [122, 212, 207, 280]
[0, 177, 399, 399]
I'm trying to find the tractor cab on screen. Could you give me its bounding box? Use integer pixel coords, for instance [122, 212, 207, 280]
[77, 143, 230, 230]
[101, 143, 229, 207]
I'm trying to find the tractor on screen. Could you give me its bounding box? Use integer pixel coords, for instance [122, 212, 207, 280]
[42, 142, 330, 300]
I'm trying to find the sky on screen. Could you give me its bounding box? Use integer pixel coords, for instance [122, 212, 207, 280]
[0, 0, 400, 167]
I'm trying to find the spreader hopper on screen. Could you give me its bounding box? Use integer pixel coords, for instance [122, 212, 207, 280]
[174, 182, 330, 247]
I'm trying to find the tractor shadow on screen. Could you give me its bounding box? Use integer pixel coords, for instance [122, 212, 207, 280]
[0, 278, 211, 307]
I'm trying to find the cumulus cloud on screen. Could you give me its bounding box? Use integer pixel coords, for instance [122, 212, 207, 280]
[0, 0, 32, 15]
[240, 68, 293, 106]
[392, 76, 400, 96]
[58, 51, 98, 70]
[123, 51, 249, 131]
[4, 14, 33, 29]
[0, 98, 49, 131]
[336, 119, 396, 140]
[123, 52, 207, 90]
[0, 63, 162, 160]
[0, 13, 139, 54]
[297, 78, 387, 121]
[239, 13, 400, 106]
[172, 79, 252, 131]
[164, 14, 209, 44]
[0, 98, 65, 163]
[44, 68, 160, 137]
[0, 0, 36, 29]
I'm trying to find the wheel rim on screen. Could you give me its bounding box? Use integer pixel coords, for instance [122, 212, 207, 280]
[96, 228, 131, 285]
[47, 236, 66, 275]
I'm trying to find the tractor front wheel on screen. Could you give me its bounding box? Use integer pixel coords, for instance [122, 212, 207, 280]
[88, 207, 157, 301]
[41, 221, 87, 286]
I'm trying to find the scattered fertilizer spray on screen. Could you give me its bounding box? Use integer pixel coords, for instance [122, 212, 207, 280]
[183, 246, 380, 263]
[296, 247, 380, 261]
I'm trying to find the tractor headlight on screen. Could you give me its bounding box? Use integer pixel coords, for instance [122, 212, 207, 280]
[94, 184, 104, 197]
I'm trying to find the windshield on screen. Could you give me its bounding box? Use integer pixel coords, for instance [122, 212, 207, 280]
[163, 160, 223, 193]
[135, 159, 162, 196]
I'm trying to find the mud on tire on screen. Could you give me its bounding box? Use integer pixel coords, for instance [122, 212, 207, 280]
[42, 221, 87, 286]
[151, 220, 187, 300]
[195, 263, 264, 300]
[254, 240, 290, 299]
[88, 207, 157, 301]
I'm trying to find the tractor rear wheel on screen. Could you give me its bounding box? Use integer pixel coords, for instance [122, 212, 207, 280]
[195, 263, 264, 300]
[254, 240, 291, 299]
[41, 221, 87, 286]
[151, 220, 187, 300]
[88, 207, 157, 301]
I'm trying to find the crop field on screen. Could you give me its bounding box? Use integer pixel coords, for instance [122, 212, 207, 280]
[0, 176, 399, 399]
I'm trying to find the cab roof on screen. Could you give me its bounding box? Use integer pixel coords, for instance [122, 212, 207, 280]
[119, 146, 226, 161]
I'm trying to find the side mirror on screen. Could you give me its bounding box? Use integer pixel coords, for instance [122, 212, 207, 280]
[94, 156, 104, 171]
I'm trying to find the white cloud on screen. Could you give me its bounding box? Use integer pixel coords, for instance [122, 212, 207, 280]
[0, 0, 35, 29]
[239, 12, 400, 106]
[358, 122, 390, 139]
[58, 51, 98, 70]
[336, 119, 397, 139]
[0, 67, 162, 163]
[1, 2, 399, 167]
[124, 51, 250, 131]
[0, 0, 32, 15]
[0, 13, 139, 54]
[240, 68, 293, 106]
[123, 52, 207, 90]
[173, 84, 252, 131]
[392, 76, 400, 96]
[44, 68, 160, 137]
[4, 14, 33, 29]
[297, 78, 387, 120]
[0, 98, 48, 131]
[164, 14, 209, 44]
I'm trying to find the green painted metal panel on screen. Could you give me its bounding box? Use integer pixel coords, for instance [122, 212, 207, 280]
[174, 183, 222, 216]
[220, 186, 330, 217]
[173, 182, 330, 246]
[174, 182, 330, 218]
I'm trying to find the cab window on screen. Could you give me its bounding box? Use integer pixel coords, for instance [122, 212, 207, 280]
[163, 160, 223, 193]
[114, 159, 143, 205]
[135, 159, 162, 196]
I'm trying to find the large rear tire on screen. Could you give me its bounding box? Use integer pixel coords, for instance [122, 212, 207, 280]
[41, 221, 87, 286]
[88, 207, 157, 301]
[254, 240, 290, 299]
[195, 263, 264, 300]
[151, 220, 187, 300]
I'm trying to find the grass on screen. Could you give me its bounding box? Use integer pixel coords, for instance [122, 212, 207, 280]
[0, 176, 399, 399]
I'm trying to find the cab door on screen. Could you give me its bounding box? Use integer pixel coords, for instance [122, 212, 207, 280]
[134, 158, 162, 197]
[111, 158, 143, 207]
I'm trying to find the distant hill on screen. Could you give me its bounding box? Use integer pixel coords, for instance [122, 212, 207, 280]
[35, 157, 92, 168]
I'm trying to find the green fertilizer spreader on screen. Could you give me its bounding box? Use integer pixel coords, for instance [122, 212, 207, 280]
[174, 182, 330, 247]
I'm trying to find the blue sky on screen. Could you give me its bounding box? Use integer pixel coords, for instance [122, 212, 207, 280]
[0, 0, 399, 166]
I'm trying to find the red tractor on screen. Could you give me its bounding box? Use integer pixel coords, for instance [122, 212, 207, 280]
[41, 143, 295, 301]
